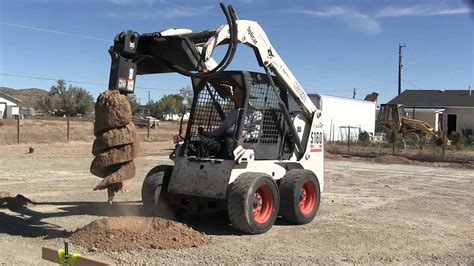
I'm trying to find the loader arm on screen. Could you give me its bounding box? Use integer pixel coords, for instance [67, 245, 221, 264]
[201, 20, 317, 121]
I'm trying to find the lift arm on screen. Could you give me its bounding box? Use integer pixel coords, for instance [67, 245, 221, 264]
[201, 19, 318, 120]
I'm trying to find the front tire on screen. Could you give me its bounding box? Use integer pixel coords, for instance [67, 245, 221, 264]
[227, 173, 279, 234]
[141, 165, 174, 216]
[279, 169, 321, 224]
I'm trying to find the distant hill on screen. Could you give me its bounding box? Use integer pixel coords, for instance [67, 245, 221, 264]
[0, 87, 48, 107]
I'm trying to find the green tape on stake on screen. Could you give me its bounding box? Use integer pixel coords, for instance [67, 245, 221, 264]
[57, 249, 81, 266]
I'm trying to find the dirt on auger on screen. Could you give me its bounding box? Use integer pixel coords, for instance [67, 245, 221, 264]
[90, 90, 141, 203]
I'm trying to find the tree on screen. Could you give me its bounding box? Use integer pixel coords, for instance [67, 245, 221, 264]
[73, 87, 94, 116]
[149, 94, 184, 119]
[36, 95, 54, 116]
[37, 80, 94, 117]
[127, 94, 139, 114]
[179, 86, 193, 109]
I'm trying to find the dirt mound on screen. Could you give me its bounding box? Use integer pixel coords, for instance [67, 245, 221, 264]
[69, 217, 211, 252]
[373, 155, 415, 165]
[0, 193, 35, 210]
[325, 151, 343, 160]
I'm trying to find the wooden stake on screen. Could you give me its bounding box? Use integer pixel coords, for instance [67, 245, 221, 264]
[42, 246, 114, 266]
[16, 115, 20, 144]
[66, 115, 70, 141]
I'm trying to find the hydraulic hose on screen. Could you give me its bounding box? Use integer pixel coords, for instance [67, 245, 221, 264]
[159, 3, 238, 78]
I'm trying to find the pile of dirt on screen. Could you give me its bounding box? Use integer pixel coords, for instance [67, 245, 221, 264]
[0, 193, 35, 210]
[90, 90, 140, 203]
[325, 151, 343, 160]
[372, 155, 415, 165]
[69, 217, 210, 252]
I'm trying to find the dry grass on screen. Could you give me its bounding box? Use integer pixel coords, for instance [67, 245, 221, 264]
[0, 119, 180, 145]
[326, 142, 474, 161]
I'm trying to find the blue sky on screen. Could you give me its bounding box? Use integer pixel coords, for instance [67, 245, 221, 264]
[0, 0, 472, 105]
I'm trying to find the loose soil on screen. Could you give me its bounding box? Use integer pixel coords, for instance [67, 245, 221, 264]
[69, 217, 210, 252]
[1, 142, 473, 264]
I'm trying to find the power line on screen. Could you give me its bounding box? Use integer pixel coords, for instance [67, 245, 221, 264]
[0, 73, 178, 92]
[402, 79, 423, 90]
[0, 21, 111, 42]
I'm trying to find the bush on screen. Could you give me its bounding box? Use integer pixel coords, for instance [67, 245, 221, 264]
[464, 135, 473, 147]
[358, 131, 370, 142]
[450, 132, 465, 150]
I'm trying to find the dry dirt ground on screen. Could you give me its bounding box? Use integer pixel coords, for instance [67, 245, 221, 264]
[0, 142, 473, 264]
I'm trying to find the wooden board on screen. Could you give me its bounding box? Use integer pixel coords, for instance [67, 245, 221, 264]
[42, 247, 115, 266]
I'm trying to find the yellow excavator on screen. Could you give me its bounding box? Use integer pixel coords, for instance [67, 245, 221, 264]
[376, 104, 450, 145]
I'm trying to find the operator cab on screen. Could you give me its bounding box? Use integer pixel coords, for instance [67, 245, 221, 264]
[178, 71, 294, 161]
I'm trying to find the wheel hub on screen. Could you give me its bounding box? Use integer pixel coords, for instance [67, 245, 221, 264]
[299, 180, 316, 215]
[252, 186, 273, 224]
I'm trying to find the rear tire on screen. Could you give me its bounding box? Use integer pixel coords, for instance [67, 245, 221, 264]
[141, 165, 174, 216]
[227, 173, 279, 234]
[279, 169, 320, 225]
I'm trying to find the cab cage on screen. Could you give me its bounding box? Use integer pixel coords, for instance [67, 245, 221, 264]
[181, 71, 293, 160]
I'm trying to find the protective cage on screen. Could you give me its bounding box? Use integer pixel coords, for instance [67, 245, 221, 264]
[181, 71, 292, 160]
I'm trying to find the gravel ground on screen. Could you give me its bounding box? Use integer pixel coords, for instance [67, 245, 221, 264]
[0, 142, 473, 264]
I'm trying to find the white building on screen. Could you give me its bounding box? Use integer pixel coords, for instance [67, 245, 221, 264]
[164, 112, 190, 121]
[289, 94, 376, 142]
[0, 92, 21, 119]
[388, 89, 474, 136]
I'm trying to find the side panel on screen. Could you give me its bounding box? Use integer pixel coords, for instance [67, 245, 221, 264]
[168, 157, 235, 199]
[299, 113, 325, 192]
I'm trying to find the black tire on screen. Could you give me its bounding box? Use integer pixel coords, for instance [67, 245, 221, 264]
[227, 173, 279, 234]
[279, 169, 321, 225]
[141, 165, 173, 215]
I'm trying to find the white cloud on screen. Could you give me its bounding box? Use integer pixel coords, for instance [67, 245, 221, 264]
[287, 6, 381, 34]
[375, 4, 471, 17]
[285, 3, 470, 34]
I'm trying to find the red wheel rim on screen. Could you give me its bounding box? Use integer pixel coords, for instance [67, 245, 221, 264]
[299, 180, 316, 215]
[252, 185, 274, 224]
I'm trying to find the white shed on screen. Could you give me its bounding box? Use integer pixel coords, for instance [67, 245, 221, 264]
[289, 94, 376, 142]
[0, 92, 22, 119]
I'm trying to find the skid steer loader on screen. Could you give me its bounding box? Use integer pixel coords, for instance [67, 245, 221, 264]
[107, 3, 324, 234]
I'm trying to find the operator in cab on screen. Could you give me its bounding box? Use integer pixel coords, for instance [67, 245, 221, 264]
[197, 86, 244, 157]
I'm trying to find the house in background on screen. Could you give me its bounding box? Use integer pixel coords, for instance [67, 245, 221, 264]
[0, 92, 21, 119]
[289, 94, 377, 142]
[388, 89, 474, 136]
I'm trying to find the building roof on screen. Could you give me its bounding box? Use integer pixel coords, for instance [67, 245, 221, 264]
[388, 90, 474, 108]
[288, 93, 374, 112]
[0, 92, 22, 105]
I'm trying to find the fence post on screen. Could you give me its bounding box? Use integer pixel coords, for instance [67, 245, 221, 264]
[392, 132, 395, 156]
[347, 126, 350, 153]
[66, 115, 70, 141]
[16, 115, 20, 144]
[147, 118, 151, 140]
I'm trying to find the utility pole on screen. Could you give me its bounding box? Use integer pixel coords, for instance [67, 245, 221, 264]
[398, 43, 406, 95]
[148, 90, 151, 105]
